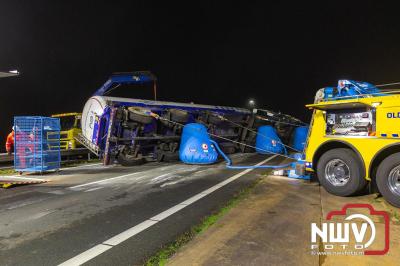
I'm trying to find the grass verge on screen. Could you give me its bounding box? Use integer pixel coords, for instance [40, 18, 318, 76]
[144, 178, 261, 266]
[0, 168, 16, 175]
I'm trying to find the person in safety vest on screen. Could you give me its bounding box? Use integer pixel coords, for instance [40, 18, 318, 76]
[14, 126, 35, 169]
[5, 127, 14, 155]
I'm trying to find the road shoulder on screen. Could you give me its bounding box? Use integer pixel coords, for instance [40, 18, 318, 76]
[167, 175, 400, 266]
[167, 175, 321, 266]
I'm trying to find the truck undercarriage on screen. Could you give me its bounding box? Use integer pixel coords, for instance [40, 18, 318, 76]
[77, 72, 301, 166]
[108, 106, 256, 165]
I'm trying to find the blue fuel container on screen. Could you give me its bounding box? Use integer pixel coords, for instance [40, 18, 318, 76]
[255, 126, 284, 154]
[291, 126, 309, 151]
[179, 123, 218, 164]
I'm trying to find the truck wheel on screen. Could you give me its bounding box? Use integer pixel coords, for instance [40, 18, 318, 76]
[317, 148, 366, 196]
[128, 107, 153, 124]
[158, 151, 179, 162]
[219, 143, 236, 154]
[376, 153, 400, 208]
[117, 152, 144, 166]
[168, 109, 189, 123]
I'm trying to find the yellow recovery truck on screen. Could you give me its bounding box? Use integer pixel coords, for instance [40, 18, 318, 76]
[51, 113, 82, 150]
[304, 80, 400, 207]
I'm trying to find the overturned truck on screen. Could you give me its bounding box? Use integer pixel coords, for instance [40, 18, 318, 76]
[77, 72, 298, 165]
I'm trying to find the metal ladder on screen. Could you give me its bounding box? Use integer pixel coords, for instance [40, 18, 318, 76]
[75, 133, 100, 157]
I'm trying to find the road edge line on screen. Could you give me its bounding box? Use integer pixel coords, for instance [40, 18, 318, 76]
[58, 155, 278, 265]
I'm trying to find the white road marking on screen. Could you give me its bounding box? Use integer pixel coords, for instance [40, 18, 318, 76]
[103, 220, 158, 246]
[28, 210, 56, 220]
[151, 173, 170, 181]
[130, 174, 153, 182]
[62, 163, 103, 170]
[58, 155, 277, 266]
[84, 187, 104, 192]
[150, 204, 188, 222]
[180, 192, 209, 205]
[68, 171, 144, 190]
[160, 180, 181, 187]
[6, 197, 50, 210]
[58, 244, 112, 266]
[47, 190, 65, 195]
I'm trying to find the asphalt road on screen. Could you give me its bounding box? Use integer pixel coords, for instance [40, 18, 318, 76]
[0, 153, 282, 266]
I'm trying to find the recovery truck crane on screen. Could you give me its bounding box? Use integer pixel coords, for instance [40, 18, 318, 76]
[304, 80, 400, 207]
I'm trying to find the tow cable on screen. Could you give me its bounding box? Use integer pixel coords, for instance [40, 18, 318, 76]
[210, 139, 293, 169]
[215, 114, 301, 154]
[149, 112, 303, 170]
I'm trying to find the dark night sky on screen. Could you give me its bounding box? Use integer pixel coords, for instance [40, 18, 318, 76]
[1, 1, 400, 151]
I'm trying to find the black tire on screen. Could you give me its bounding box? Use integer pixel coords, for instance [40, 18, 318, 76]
[128, 107, 153, 124]
[208, 114, 224, 125]
[168, 109, 189, 123]
[376, 153, 400, 208]
[157, 151, 179, 162]
[220, 145, 236, 154]
[208, 114, 244, 125]
[117, 152, 144, 166]
[122, 121, 138, 129]
[317, 148, 367, 196]
[224, 114, 245, 123]
[243, 146, 255, 153]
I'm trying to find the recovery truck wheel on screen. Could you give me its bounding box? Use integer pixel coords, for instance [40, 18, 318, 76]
[317, 148, 367, 196]
[376, 153, 400, 207]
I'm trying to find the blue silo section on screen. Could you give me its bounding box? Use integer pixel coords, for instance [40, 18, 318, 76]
[255, 126, 284, 154]
[291, 126, 309, 151]
[179, 123, 218, 164]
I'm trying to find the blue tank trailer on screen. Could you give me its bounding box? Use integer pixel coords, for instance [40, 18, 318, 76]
[78, 72, 304, 166]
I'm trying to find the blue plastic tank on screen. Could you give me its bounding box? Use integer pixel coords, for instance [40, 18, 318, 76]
[291, 126, 309, 151]
[179, 123, 218, 164]
[255, 126, 284, 154]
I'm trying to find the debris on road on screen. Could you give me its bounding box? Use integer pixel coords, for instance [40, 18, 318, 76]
[0, 176, 48, 188]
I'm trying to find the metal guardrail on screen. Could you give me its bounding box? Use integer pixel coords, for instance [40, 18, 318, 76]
[0, 148, 91, 164]
[0, 153, 13, 164]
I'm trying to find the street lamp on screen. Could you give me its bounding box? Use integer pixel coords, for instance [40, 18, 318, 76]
[0, 70, 19, 78]
[248, 99, 255, 108]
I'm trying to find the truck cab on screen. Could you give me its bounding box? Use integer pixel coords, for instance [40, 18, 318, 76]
[51, 113, 82, 150]
[305, 80, 400, 207]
